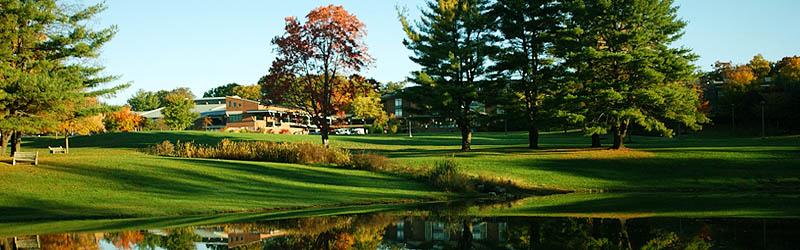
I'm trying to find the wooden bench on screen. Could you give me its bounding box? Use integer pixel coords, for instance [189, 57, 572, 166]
[49, 146, 66, 154]
[12, 152, 38, 166]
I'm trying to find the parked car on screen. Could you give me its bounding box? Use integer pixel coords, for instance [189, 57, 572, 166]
[350, 128, 367, 135]
[308, 125, 321, 135]
[334, 128, 351, 135]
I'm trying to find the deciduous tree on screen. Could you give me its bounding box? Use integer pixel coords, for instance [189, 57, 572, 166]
[723, 65, 757, 92]
[104, 106, 144, 132]
[263, 5, 372, 147]
[232, 84, 261, 101]
[203, 83, 241, 97]
[399, 0, 498, 151]
[162, 89, 198, 130]
[748, 54, 772, 79]
[777, 56, 800, 82]
[127, 89, 162, 111]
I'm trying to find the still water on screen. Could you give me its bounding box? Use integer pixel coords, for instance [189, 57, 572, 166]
[1, 195, 799, 250]
[2, 216, 798, 249]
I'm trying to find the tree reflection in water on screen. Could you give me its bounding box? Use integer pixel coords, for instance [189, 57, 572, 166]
[2, 215, 799, 249]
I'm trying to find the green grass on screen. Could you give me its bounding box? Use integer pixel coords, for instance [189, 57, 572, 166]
[472, 192, 800, 219]
[46, 130, 797, 192]
[1, 130, 798, 222]
[0, 138, 446, 222]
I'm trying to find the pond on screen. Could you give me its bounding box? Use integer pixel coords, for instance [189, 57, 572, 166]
[1, 193, 799, 250]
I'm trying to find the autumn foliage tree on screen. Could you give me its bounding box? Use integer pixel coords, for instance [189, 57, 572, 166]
[104, 106, 144, 132]
[263, 5, 372, 147]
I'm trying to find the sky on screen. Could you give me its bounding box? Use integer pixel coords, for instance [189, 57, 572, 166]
[89, 0, 800, 105]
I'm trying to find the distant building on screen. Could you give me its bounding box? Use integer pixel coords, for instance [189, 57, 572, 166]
[137, 96, 312, 134]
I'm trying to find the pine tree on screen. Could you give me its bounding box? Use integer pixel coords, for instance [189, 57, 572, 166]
[0, 1, 125, 156]
[491, 0, 563, 149]
[399, 0, 498, 151]
[561, 0, 708, 149]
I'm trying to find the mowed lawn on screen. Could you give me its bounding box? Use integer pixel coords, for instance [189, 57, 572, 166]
[0, 136, 446, 222]
[33, 130, 797, 192]
[1, 130, 798, 221]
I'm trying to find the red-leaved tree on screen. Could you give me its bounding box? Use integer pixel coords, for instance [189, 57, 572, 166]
[262, 5, 372, 147]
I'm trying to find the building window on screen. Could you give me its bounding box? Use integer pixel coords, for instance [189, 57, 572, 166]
[229, 114, 243, 122]
[394, 98, 403, 117]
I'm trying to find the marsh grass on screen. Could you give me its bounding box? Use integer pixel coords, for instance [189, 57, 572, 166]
[148, 139, 350, 165]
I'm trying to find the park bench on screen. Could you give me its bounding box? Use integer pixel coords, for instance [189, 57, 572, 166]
[12, 151, 38, 166]
[49, 146, 66, 154]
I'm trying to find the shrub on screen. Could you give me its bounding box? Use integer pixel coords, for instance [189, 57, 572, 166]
[426, 159, 473, 193]
[150, 140, 175, 156]
[148, 139, 350, 165]
[348, 154, 392, 172]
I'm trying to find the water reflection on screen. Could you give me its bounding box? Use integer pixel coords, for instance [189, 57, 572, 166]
[2, 214, 798, 250]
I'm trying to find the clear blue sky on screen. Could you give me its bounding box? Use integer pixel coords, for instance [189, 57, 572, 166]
[91, 0, 800, 104]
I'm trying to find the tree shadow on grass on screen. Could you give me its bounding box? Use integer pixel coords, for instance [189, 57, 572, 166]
[495, 192, 800, 218]
[499, 150, 800, 191]
[4, 157, 440, 222]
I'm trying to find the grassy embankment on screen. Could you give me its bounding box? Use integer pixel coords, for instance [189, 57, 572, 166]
[1, 130, 798, 222]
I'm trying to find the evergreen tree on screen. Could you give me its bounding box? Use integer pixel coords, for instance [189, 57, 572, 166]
[399, 0, 498, 151]
[561, 0, 708, 149]
[0, 0, 125, 156]
[491, 0, 563, 149]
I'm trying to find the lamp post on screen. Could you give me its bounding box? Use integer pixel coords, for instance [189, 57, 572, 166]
[731, 104, 735, 133]
[761, 101, 766, 138]
[408, 116, 413, 138]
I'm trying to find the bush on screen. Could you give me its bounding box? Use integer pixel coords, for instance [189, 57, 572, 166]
[426, 159, 473, 193]
[148, 139, 350, 165]
[150, 140, 175, 156]
[348, 153, 393, 172]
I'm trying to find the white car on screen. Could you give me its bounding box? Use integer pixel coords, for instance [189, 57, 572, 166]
[350, 128, 367, 135]
[334, 128, 351, 135]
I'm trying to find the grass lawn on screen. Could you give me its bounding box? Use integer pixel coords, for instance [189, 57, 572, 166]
[1, 130, 798, 222]
[0, 139, 446, 222]
[41, 130, 796, 192]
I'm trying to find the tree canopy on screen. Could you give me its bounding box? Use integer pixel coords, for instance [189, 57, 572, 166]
[203, 83, 241, 98]
[0, 0, 126, 155]
[263, 5, 372, 147]
[399, 0, 498, 151]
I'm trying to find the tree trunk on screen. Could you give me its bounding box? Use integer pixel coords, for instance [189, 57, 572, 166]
[320, 117, 330, 148]
[611, 122, 628, 150]
[10, 131, 22, 156]
[591, 133, 602, 148]
[460, 123, 472, 151]
[65, 133, 70, 154]
[528, 125, 540, 149]
[0, 131, 10, 156]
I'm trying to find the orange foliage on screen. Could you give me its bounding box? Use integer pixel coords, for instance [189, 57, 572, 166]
[110, 231, 144, 250]
[39, 233, 100, 250]
[777, 56, 800, 81]
[264, 5, 372, 132]
[105, 106, 144, 132]
[722, 65, 756, 92]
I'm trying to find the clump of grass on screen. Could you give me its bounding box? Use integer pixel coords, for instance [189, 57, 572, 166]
[151, 140, 176, 156]
[347, 153, 393, 172]
[148, 139, 350, 165]
[426, 159, 473, 193]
